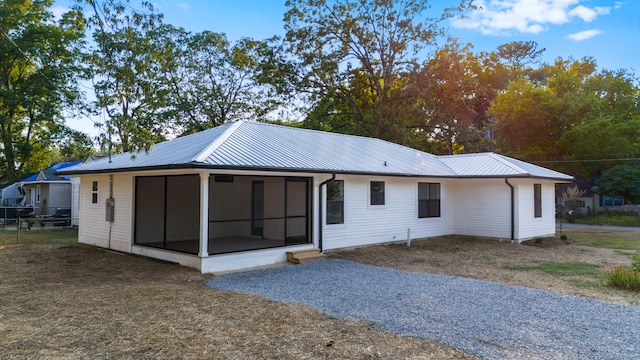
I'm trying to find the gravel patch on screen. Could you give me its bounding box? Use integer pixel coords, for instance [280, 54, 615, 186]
[207, 259, 640, 360]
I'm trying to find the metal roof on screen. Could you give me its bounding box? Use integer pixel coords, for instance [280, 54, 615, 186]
[59, 121, 573, 180]
[439, 153, 573, 180]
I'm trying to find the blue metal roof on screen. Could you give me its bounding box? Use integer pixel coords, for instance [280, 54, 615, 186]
[58, 121, 573, 180]
[22, 162, 82, 182]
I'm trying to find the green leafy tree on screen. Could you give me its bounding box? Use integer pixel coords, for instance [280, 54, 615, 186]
[598, 165, 640, 204]
[82, 0, 166, 153]
[562, 116, 640, 179]
[0, 0, 85, 181]
[55, 127, 96, 162]
[284, 0, 471, 144]
[489, 77, 560, 160]
[496, 40, 545, 79]
[155, 27, 288, 135]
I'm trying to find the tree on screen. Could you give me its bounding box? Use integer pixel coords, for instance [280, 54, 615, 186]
[489, 77, 560, 160]
[83, 0, 166, 153]
[284, 0, 471, 144]
[561, 115, 640, 179]
[598, 165, 640, 204]
[155, 27, 289, 135]
[412, 40, 496, 154]
[0, 0, 85, 181]
[54, 127, 96, 162]
[496, 41, 545, 78]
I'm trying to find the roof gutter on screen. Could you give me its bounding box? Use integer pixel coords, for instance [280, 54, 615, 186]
[505, 178, 515, 241]
[318, 174, 336, 252]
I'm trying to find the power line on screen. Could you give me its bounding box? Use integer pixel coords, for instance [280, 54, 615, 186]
[0, 25, 95, 93]
[0, 27, 59, 89]
[536, 158, 640, 164]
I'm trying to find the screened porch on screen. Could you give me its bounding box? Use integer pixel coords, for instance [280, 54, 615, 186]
[133, 174, 312, 255]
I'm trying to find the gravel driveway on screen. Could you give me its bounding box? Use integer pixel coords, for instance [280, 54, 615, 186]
[207, 259, 640, 360]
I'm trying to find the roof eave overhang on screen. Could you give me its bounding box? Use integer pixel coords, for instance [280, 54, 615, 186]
[58, 163, 574, 182]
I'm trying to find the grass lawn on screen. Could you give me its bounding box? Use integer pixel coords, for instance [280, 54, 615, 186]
[564, 229, 640, 250]
[502, 261, 602, 276]
[573, 214, 640, 227]
[0, 228, 78, 245]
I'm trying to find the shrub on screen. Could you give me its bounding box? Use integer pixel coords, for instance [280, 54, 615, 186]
[603, 266, 640, 291]
[632, 253, 640, 273]
[560, 234, 567, 240]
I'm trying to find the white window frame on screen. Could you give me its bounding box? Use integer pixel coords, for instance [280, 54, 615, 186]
[91, 181, 99, 204]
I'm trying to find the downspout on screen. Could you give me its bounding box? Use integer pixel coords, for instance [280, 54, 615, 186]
[318, 174, 336, 252]
[504, 178, 515, 241]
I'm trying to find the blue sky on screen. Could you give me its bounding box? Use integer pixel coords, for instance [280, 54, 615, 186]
[53, 0, 639, 136]
[52, 0, 639, 70]
[149, 0, 639, 71]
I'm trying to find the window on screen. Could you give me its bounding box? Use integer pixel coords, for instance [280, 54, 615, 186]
[36, 185, 41, 203]
[91, 181, 99, 204]
[565, 200, 585, 208]
[418, 183, 441, 218]
[600, 196, 623, 207]
[370, 181, 385, 205]
[327, 180, 344, 224]
[534, 184, 542, 218]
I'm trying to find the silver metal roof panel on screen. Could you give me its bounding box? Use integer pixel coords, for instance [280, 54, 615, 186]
[439, 153, 573, 180]
[59, 121, 573, 181]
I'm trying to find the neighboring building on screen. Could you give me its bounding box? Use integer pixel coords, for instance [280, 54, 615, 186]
[59, 121, 573, 273]
[558, 180, 637, 215]
[20, 162, 80, 216]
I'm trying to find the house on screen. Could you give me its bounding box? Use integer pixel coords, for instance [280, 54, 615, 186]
[70, 156, 107, 227]
[59, 121, 573, 273]
[557, 180, 596, 216]
[20, 162, 81, 216]
[557, 180, 638, 216]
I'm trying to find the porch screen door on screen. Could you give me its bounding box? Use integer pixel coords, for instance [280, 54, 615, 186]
[251, 181, 264, 237]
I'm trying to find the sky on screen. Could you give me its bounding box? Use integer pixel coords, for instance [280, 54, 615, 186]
[53, 0, 640, 137]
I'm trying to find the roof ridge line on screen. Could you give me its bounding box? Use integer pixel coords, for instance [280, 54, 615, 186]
[433, 156, 459, 176]
[193, 121, 244, 163]
[489, 153, 527, 174]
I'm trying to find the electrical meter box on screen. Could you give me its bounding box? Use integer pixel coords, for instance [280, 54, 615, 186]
[105, 197, 115, 222]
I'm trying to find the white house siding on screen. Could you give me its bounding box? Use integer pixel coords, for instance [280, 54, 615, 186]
[77, 174, 133, 253]
[322, 175, 454, 250]
[512, 179, 557, 240]
[71, 177, 80, 226]
[450, 178, 512, 240]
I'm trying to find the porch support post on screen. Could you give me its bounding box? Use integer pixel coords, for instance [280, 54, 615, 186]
[199, 172, 209, 257]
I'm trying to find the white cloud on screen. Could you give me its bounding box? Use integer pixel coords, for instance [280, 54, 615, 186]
[614, 2, 623, 10]
[567, 29, 602, 41]
[453, 0, 612, 35]
[568, 5, 610, 22]
[178, 3, 190, 11]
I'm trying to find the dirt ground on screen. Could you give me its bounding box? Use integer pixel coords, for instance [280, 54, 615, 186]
[1, 232, 637, 359]
[0, 244, 475, 359]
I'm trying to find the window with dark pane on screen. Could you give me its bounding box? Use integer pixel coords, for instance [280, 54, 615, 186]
[534, 184, 542, 218]
[418, 182, 441, 218]
[370, 181, 385, 205]
[91, 181, 99, 204]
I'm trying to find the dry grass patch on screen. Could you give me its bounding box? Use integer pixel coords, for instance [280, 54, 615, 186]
[328, 233, 639, 306]
[0, 244, 475, 359]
